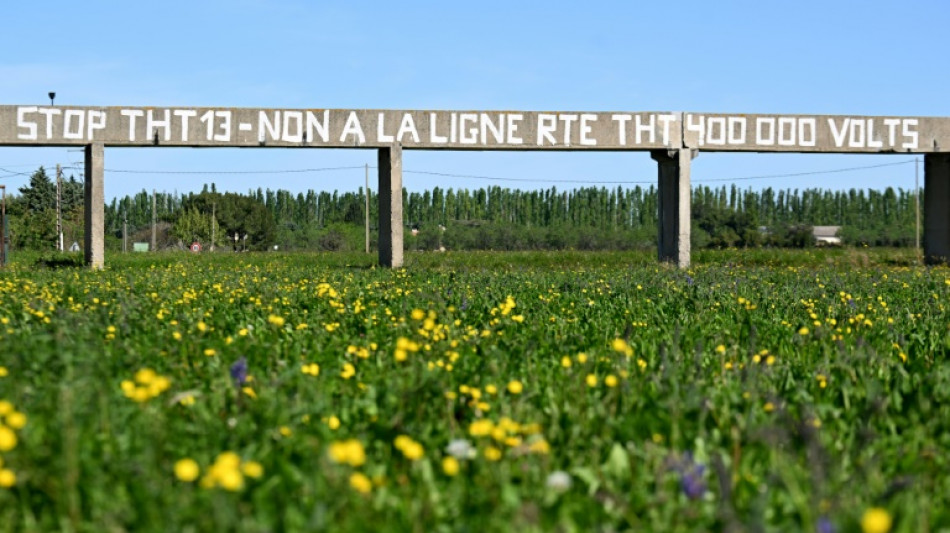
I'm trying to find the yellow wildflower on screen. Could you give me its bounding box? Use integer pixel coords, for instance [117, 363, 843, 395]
[174, 459, 200, 482]
[0, 427, 16, 452]
[349, 472, 372, 494]
[612, 338, 634, 357]
[329, 439, 366, 467]
[860, 507, 892, 533]
[469, 419, 494, 437]
[5, 412, 26, 430]
[241, 461, 264, 479]
[484, 446, 502, 461]
[442, 456, 460, 476]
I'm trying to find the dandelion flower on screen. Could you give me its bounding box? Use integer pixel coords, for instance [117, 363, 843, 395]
[395, 435, 424, 460]
[442, 456, 460, 476]
[217, 468, 244, 491]
[241, 461, 264, 479]
[0, 469, 15, 488]
[610, 339, 633, 357]
[174, 458, 200, 482]
[507, 380, 523, 394]
[5, 412, 26, 430]
[484, 446, 502, 461]
[329, 439, 366, 467]
[860, 507, 892, 533]
[349, 472, 372, 494]
[469, 419, 494, 437]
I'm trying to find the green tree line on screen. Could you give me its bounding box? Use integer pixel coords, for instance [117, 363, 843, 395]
[3, 167, 922, 252]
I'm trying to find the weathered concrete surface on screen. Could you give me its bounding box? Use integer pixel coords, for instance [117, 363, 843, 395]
[682, 113, 950, 153]
[0, 106, 681, 151]
[84, 143, 105, 269]
[378, 146, 404, 268]
[652, 149, 695, 268]
[924, 154, 950, 264]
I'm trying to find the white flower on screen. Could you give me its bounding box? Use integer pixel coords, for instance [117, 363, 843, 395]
[545, 471, 572, 492]
[445, 438, 476, 459]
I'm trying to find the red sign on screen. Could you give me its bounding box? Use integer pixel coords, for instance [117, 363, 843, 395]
[190, 241, 201, 253]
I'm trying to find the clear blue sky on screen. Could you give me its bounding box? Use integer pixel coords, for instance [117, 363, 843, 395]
[1, 0, 947, 200]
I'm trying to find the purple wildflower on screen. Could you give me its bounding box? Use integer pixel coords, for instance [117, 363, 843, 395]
[230, 357, 248, 386]
[675, 452, 707, 500]
[816, 516, 835, 533]
[685, 275, 695, 287]
[680, 464, 706, 499]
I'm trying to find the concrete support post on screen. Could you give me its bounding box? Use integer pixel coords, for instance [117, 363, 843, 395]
[378, 145, 404, 268]
[924, 153, 950, 264]
[651, 149, 695, 268]
[84, 143, 105, 269]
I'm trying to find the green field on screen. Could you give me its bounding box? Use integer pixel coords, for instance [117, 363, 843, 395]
[0, 249, 947, 531]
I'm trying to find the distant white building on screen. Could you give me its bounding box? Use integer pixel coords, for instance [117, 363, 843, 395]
[813, 226, 842, 246]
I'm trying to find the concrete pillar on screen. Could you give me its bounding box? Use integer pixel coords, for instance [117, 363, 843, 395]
[924, 153, 950, 264]
[378, 145, 403, 268]
[84, 143, 105, 269]
[651, 149, 695, 268]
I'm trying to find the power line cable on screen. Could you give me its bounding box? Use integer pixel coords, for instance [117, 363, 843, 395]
[404, 160, 917, 185]
[61, 165, 365, 175]
[37, 158, 917, 185]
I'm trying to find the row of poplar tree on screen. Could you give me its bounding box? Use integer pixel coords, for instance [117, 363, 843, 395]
[3, 167, 921, 252]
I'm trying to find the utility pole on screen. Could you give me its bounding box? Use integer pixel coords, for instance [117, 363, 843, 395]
[123, 197, 130, 253]
[365, 163, 370, 254]
[151, 189, 157, 252]
[1, 185, 6, 266]
[211, 201, 216, 252]
[56, 164, 63, 252]
[915, 156, 921, 261]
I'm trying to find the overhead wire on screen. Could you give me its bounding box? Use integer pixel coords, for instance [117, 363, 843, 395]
[2, 159, 918, 185]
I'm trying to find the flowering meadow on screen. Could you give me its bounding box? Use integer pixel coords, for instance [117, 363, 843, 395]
[0, 249, 948, 531]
